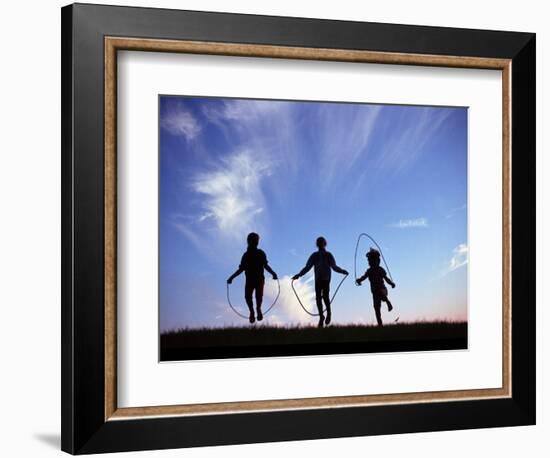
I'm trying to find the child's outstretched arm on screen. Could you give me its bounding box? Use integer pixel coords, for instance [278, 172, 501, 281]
[227, 267, 244, 284]
[227, 254, 246, 284]
[355, 271, 368, 285]
[292, 254, 314, 280]
[384, 274, 396, 288]
[328, 253, 348, 275]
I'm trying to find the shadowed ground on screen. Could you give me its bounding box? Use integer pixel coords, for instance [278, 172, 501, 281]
[160, 321, 467, 361]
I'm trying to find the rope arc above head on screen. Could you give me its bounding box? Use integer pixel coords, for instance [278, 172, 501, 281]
[226, 278, 281, 320]
[354, 233, 394, 282]
[291, 274, 348, 317]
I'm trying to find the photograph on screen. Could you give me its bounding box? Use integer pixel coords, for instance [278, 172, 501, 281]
[159, 95, 469, 361]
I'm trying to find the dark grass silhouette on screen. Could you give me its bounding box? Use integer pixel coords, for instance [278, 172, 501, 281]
[160, 320, 467, 361]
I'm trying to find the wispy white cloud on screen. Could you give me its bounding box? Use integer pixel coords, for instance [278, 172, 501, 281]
[170, 214, 217, 260]
[317, 104, 383, 188]
[203, 99, 290, 125]
[203, 99, 301, 182]
[169, 101, 293, 261]
[445, 203, 467, 219]
[190, 149, 271, 240]
[315, 105, 456, 195]
[376, 107, 453, 173]
[172, 219, 202, 247]
[389, 217, 429, 229]
[441, 243, 468, 277]
[161, 103, 201, 141]
[449, 243, 468, 271]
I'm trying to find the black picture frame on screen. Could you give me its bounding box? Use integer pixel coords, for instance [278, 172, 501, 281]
[61, 3, 535, 454]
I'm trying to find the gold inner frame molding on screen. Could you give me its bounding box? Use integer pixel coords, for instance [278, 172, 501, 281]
[104, 36, 512, 421]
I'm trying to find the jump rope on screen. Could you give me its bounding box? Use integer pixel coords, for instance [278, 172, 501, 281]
[226, 233, 393, 320]
[353, 233, 394, 283]
[226, 279, 280, 320]
[291, 273, 348, 317]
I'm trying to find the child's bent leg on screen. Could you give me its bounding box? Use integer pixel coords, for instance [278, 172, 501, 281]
[385, 298, 393, 312]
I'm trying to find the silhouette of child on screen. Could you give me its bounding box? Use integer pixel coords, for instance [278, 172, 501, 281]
[356, 248, 395, 326]
[227, 232, 278, 324]
[292, 236, 348, 328]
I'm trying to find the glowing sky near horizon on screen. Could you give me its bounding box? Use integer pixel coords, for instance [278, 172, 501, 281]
[159, 95, 468, 331]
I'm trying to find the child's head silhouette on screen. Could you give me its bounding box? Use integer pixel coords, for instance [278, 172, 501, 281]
[316, 236, 327, 249]
[366, 248, 381, 267]
[247, 232, 260, 248]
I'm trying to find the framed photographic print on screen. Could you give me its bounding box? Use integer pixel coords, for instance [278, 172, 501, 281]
[61, 3, 536, 454]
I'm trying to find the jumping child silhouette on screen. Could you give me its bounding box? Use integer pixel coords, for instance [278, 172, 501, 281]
[356, 248, 396, 326]
[292, 236, 348, 328]
[227, 232, 278, 324]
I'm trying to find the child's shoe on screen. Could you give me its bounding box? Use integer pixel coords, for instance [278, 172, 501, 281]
[256, 309, 263, 321]
[249, 312, 256, 324]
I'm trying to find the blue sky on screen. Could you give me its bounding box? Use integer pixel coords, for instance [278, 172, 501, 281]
[159, 95, 468, 331]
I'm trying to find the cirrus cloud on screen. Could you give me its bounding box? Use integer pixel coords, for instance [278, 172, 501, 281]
[190, 149, 271, 239]
[161, 104, 201, 141]
[389, 217, 429, 229]
[440, 243, 468, 277]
